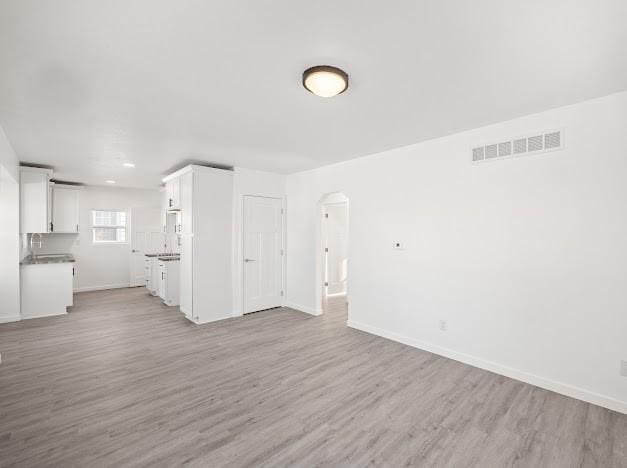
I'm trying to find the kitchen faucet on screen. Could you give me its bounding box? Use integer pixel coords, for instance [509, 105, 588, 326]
[30, 233, 43, 256]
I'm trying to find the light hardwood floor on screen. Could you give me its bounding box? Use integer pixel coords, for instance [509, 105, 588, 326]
[0, 288, 625, 467]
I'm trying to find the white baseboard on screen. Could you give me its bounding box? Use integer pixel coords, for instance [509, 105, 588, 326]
[74, 283, 130, 293]
[347, 320, 627, 415]
[285, 302, 323, 316]
[186, 314, 232, 325]
[21, 311, 68, 320]
[0, 315, 21, 324]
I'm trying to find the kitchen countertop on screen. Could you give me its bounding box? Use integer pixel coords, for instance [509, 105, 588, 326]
[158, 256, 180, 262]
[21, 254, 75, 265]
[145, 252, 180, 258]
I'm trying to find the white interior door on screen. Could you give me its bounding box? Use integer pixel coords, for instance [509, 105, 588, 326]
[324, 202, 348, 296]
[129, 207, 163, 287]
[243, 196, 283, 313]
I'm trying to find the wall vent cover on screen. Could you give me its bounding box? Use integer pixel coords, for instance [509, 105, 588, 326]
[472, 130, 563, 163]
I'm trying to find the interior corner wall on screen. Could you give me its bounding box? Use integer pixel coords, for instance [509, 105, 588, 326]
[285, 91, 627, 413]
[0, 125, 20, 322]
[232, 167, 287, 316]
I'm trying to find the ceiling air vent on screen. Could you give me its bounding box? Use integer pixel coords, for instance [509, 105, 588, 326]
[472, 129, 563, 163]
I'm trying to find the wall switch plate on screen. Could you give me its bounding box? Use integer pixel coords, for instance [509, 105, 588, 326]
[621, 360, 627, 377]
[439, 320, 448, 332]
[393, 241, 405, 250]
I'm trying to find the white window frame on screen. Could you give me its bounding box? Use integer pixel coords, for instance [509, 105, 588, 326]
[91, 209, 128, 244]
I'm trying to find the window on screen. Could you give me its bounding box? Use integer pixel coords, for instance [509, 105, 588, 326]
[92, 210, 127, 243]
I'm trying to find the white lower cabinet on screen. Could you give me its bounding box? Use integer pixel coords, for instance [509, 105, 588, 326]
[144, 256, 163, 296]
[158, 259, 180, 306]
[20, 262, 74, 319]
[144, 257, 153, 293]
[151, 258, 161, 296]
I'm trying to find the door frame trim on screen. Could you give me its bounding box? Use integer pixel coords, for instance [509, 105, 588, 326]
[322, 201, 348, 297]
[315, 192, 349, 315]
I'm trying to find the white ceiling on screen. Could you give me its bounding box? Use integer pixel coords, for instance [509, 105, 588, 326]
[1, 0, 626, 188]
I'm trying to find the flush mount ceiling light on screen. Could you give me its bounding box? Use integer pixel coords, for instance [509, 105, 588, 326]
[122, 162, 135, 168]
[303, 65, 348, 97]
[105, 180, 116, 184]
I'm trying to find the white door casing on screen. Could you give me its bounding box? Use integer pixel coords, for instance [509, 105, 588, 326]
[324, 202, 349, 296]
[129, 207, 163, 287]
[243, 196, 283, 314]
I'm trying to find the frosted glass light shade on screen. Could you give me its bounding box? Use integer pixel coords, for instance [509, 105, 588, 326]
[303, 66, 348, 97]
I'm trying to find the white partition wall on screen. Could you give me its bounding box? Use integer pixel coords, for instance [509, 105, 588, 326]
[285, 91, 627, 414]
[165, 165, 234, 324]
[232, 167, 286, 316]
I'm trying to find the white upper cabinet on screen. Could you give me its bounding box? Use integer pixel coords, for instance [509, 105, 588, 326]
[161, 187, 169, 231]
[165, 177, 180, 210]
[51, 184, 81, 233]
[20, 167, 82, 234]
[20, 167, 53, 234]
[179, 172, 193, 235]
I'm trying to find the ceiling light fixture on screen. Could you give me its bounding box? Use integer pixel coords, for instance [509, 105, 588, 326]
[105, 180, 116, 184]
[123, 162, 135, 168]
[303, 65, 349, 98]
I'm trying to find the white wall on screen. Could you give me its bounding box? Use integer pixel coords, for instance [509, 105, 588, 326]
[232, 167, 287, 316]
[30, 186, 161, 292]
[0, 126, 20, 322]
[286, 91, 627, 413]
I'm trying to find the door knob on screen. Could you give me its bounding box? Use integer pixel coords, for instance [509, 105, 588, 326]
[244, 258, 256, 262]
[132, 249, 139, 253]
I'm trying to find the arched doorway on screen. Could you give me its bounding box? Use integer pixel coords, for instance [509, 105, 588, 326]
[315, 192, 349, 317]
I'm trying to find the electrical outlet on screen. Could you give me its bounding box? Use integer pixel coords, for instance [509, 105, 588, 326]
[439, 320, 448, 332]
[392, 241, 404, 250]
[621, 360, 627, 377]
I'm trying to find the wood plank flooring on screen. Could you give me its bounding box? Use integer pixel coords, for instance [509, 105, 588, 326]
[0, 288, 625, 467]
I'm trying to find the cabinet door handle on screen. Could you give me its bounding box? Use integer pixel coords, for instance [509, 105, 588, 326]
[72, 267, 75, 276]
[161, 272, 164, 280]
[76, 224, 79, 232]
[50, 222, 53, 232]
[169, 198, 173, 207]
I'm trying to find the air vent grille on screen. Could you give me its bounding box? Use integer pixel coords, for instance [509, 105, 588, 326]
[485, 144, 498, 159]
[513, 138, 527, 154]
[472, 130, 563, 163]
[472, 147, 484, 162]
[545, 131, 561, 149]
[527, 135, 543, 152]
[498, 141, 512, 157]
